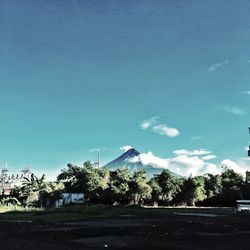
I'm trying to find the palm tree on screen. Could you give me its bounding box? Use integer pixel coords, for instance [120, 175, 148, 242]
[21, 173, 46, 207]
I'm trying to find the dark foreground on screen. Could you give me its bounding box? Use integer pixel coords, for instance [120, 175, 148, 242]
[0, 206, 249, 249]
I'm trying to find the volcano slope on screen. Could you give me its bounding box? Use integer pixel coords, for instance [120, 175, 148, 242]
[104, 148, 179, 177]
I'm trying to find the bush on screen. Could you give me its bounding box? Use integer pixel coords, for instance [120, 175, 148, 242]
[0, 197, 21, 206]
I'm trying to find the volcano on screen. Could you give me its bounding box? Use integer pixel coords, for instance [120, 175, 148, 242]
[104, 148, 178, 177]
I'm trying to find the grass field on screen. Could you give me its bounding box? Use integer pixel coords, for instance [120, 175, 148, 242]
[0, 204, 235, 222]
[0, 205, 249, 249]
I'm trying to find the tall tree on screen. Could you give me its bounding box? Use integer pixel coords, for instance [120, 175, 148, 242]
[39, 181, 65, 207]
[221, 169, 243, 205]
[182, 176, 207, 206]
[148, 178, 162, 205]
[128, 170, 152, 205]
[20, 173, 47, 206]
[205, 174, 223, 199]
[155, 170, 181, 205]
[108, 168, 131, 205]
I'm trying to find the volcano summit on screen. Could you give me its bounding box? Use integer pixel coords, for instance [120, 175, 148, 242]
[104, 148, 177, 177]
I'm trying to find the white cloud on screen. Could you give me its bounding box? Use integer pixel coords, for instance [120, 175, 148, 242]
[120, 145, 133, 152]
[207, 60, 229, 72]
[90, 148, 101, 153]
[242, 158, 250, 161]
[191, 136, 202, 141]
[203, 163, 221, 175]
[129, 149, 221, 177]
[202, 155, 217, 160]
[129, 150, 250, 177]
[167, 154, 220, 177]
[140, 117, 180, 138]
[242, 91, 250, 95]
[219, 106, 246, 116]
[171, 155, 204, 168]
[140, 117, 158, 130]
[152, 124, 180, 137]
[221, 159, 246, 176]
[173, 149, 211, 156]
[90, 147, 114, 153]
[129, 151, 169, 169]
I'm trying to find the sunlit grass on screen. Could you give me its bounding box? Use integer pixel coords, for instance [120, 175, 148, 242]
[0, 205, 43, 213]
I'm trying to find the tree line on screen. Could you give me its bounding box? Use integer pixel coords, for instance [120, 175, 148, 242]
[2, 161, 250, 207]
[57, 161, 250, 207]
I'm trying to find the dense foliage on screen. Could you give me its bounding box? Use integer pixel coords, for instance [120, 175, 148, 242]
[57, 162, 249, 207]
[1, 162, 249, 208]
[9, 173, 65, 207]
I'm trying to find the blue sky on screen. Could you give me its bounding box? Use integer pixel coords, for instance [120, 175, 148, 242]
[0, 0, 250, 179]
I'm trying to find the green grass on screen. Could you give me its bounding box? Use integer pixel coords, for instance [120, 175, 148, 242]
[0, 205, 43, 213]
[0, 204, 131, 222]
[0, 204, 235, 222]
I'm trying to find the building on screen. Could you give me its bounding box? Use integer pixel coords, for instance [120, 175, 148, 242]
[0, 166, 31, 195]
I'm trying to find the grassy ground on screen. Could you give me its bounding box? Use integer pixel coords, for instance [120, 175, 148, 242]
[0, 204, 235, 222]
[0, 205, 42, 214]
[0, 205, 249, 249]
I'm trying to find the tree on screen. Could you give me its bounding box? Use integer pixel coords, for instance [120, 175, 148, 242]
[20, 173, 47, 207]
[85, 167, 109, 203]
[57, 163, 88, 193]
[128, 170, 152, 205]
[39, 181, 65, 207]
[155, 170, 181, 205]
[108, 168, 131, 205]
[16, 173, 64, 207]
[148, 178, 162, 205]
[221, 169, 243, 205]
[182, 176, 207, 206]
[57, 162, 109, 203]
[205, 174, 222, 199]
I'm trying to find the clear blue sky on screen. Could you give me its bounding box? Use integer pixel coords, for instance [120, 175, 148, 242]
[1, 0, 250, 179]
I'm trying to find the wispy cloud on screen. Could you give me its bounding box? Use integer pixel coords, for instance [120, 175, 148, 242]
[140, 117, 180, 138]
[140, 116, 158, 130]
[120, 145, 133, 152]
[89, 148, 101, 153]
[152, 124, 180, 137]
[242, 91, 250, 96]
[173, 149, 211, 156]
[89, 147, 114, 153]
[191, 136, 202, 141]
[242, 158, 250, 161]
[202, 155, 217, 161]
[219, 106, 246, 116]
[207, 60, 229, 72]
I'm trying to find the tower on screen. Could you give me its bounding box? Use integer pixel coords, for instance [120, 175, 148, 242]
[248, 127, 250, 157]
